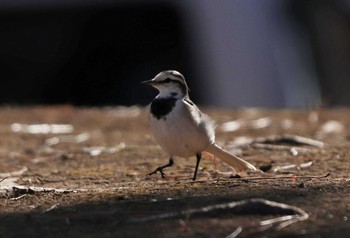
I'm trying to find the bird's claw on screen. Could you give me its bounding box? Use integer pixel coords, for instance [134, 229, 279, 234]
[147, 168, 166, 178]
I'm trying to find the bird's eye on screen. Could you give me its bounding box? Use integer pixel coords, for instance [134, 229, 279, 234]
[163, 78, 172, 83]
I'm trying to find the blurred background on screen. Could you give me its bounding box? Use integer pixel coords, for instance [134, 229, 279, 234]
[0, 0, 349, 108]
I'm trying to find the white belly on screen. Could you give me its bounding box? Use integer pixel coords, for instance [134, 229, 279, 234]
[149, 100, 214, 157]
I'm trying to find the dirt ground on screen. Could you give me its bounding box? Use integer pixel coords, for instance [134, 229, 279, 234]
[0, 106, 349, 237]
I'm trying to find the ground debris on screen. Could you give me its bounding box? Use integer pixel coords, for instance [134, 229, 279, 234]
[45, 133, 90, 145]
[230, 172, 330, 181]
[0, 166, 28, 178]
[0, 106, 349, 237]
[220, 117, 272, 132]
[272, 161, 313, 173]
[82, 143, 126, 156]
[129, 198, 308, 234]
[0, 180, 79, 198]
[251, 134, 324, 148]
[11, 123, 74, 134]
[225, 226, 242, 238]
[230, 135, 325, 157]
[320, 120, 345, 134]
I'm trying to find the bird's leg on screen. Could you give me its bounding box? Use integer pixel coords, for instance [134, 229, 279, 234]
[192, 153, 202, 181]
[148, 156, 174, 178]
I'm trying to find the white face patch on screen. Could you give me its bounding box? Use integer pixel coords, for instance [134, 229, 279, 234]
[155, 81, 184, 98]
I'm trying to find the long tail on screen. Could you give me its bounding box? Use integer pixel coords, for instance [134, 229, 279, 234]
[205, 143, 257, 172]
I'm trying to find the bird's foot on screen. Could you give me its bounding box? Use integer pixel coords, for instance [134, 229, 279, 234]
[147, 167, 166, 178]
[147, 158, 173, 179]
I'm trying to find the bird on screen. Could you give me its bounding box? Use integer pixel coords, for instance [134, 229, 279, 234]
[142, 70, 257, 180]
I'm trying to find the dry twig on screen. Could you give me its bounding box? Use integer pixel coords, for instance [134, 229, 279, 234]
[231, 172, 330, 181]
[129, 198, 308, 233]
[0, 167, 28, 178]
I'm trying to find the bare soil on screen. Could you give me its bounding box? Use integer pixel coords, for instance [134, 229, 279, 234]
[0, 106, 349, 237]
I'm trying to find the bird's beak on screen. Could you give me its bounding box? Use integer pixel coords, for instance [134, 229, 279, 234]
[141, 79, 156, 85]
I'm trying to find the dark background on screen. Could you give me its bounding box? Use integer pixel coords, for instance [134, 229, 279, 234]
[0, 3, 191, 106]
[0, 0, 349, 107]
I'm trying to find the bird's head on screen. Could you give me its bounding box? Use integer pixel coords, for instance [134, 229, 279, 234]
[142, 70, 189, 98]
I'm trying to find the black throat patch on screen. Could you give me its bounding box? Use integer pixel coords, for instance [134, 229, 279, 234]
[150, 97, 177, 120]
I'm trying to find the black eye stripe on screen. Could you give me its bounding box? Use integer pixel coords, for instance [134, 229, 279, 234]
[163, 78, 172, 83]
[163, 78, 184, 84]
[157, 75, 188, 95]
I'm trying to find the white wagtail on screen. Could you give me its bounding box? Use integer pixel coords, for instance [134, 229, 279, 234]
[142, 70, 257, 180]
